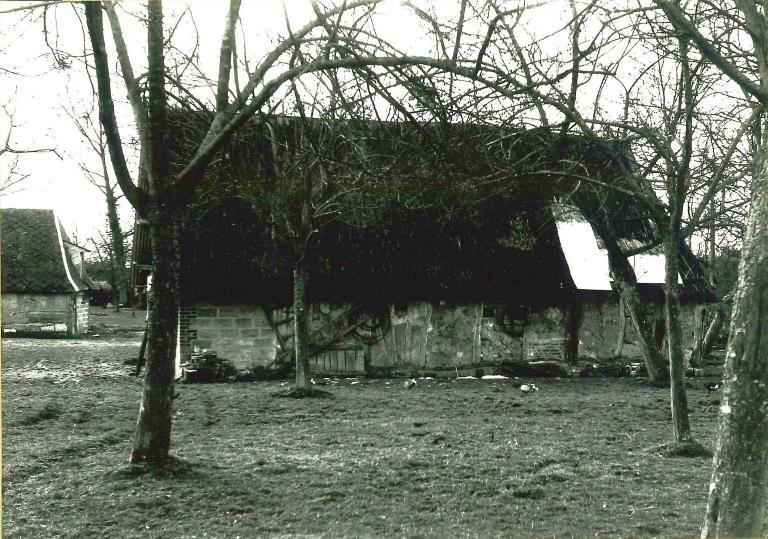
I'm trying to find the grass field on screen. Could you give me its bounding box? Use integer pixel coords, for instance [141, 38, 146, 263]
[2, 329, 723, 538]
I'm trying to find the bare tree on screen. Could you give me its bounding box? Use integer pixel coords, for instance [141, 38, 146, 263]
[82, 0, 487, 468]
[650, 1, 768, 536]
[0, 103, 60, 194]
[65, 108, 130, 308]
[442, 1, 753, 456]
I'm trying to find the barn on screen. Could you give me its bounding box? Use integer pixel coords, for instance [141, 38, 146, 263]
[131, 116, 714, 375]
[1, 208, 92, 336]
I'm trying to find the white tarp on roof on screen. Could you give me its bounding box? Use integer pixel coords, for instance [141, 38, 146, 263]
[554, 207, 680, 290]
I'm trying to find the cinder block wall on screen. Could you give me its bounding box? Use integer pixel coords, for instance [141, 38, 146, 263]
[179, 304, 276, 370]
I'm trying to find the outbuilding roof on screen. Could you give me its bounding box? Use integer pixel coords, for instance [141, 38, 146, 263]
[1, 208, 91, 294]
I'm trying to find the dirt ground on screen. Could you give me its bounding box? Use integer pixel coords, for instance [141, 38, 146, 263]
[2, 320, 724, 538]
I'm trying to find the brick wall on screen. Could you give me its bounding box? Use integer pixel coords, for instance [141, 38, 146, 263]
[74, 292, 89, 334]
[179, 304, 276, 370]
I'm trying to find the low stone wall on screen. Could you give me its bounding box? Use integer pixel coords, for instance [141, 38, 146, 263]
[178, 299, 704, 373]
[1, 292, 87, 335]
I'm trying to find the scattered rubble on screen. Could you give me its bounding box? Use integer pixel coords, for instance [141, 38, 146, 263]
[181, 350, 237, 383]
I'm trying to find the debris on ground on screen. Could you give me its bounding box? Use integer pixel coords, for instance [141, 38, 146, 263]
[577, 359, 646, 378]
[181, 350, 237, 383]
[499, 360, 568, 378]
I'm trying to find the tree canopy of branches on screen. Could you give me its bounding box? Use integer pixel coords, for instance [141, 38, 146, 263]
[21, 2, 764, 533]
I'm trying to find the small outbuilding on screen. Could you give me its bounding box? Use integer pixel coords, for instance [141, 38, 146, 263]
[1, 208, 92, 336]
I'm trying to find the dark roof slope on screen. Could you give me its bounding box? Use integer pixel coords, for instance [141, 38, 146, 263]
[131, 112, 713, 303]
[1, 208, 90, 293]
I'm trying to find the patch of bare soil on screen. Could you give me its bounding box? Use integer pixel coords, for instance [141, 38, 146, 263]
[3, 337, 721, 538]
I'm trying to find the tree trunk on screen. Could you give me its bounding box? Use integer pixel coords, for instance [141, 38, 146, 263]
[701, 149, 768, 539]
[690, 305, 707, 367]
[130, 0, 175, 466]
[615, 296, 626, 357]
[691, 302, 726, 365]
[701, 306, 725, 358]
[293, 259, 311, 390]
[598, 222, 669, 383]
[105, 185, 129, 307]
[130, 202, 180, 465]
[663, 233, 692, 443]
[293, 170, 313, 390]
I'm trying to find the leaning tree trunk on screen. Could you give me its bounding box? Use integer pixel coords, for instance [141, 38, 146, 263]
[614, 297, 627, 357]
[701, 150, 768, 538]
[293, 258, 311, 390]
[130, 202, 180, 465]
[598, 223, 669, 383]
[663, 233, 692, 443]
[691, 301, 727, 364]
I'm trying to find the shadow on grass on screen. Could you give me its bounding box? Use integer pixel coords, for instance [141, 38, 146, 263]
[656, 440, 713, 458]
[15, 401, 63, 426]
[108, 456, 201, 480]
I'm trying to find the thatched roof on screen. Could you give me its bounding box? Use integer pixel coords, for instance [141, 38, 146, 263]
[132, 112, 713, 305]
[1, 208, 91, 294]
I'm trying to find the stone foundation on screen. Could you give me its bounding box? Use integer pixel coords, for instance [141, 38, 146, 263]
[2, 292, 89, 336]
[177, 299, 703, 373]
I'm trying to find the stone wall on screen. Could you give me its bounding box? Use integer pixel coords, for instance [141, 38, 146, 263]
[480, 314, 523, 363]
[1, 292, 85, 335]
[577, 302, 619, 359]
[179, 304, 276, 370]
[178, 299, 705, 374]
[425, 303, 482, 368]
[523, 307, 567, 362]
[577, 300, 699, 361]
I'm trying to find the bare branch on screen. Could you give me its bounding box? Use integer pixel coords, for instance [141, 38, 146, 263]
[84, 1, 145, 212]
